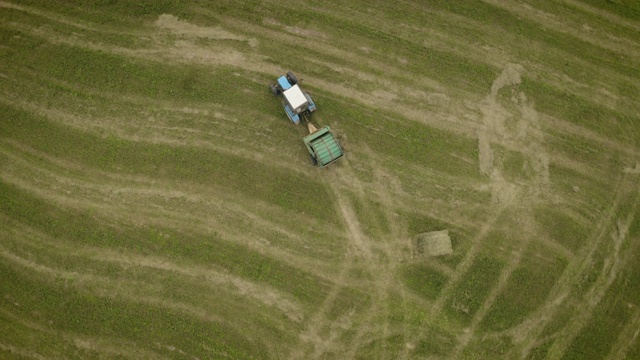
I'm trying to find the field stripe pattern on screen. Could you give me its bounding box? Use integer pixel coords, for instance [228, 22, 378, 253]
[1, 1, 639, 359]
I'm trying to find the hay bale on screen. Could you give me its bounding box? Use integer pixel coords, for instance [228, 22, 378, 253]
[415, 230, 452, 257]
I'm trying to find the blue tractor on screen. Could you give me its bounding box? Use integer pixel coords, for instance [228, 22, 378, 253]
[270, 71, 316, 124]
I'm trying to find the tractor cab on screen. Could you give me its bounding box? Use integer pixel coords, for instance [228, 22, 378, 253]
[271, 72, 316, 124]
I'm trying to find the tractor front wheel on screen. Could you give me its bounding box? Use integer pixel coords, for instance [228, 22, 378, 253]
[270, 84, 281, 96]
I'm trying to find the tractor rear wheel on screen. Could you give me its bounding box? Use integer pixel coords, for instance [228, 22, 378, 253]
[286, 72, 298, 85]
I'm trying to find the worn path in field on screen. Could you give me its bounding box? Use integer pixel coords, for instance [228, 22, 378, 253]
[514, 174, 639, 359]
[543, 186, 639, 359]
[289, 146, 420, 359]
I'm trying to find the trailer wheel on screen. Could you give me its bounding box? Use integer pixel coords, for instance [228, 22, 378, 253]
[286, 72, 298, 85]
[308, 154, 318, 166]
[270, 84, 281, 96]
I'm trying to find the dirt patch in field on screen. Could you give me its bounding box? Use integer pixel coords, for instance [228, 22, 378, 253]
[476, 63, 550, 205]
[72, 336, 163, 358]
[155, 14, 258, 47]
[263, 18, 328, 40]
[624, 162, 640, 174]
[477, 63, 522, 205]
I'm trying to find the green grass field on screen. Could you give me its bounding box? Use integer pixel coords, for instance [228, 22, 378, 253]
[1, 0, 640, 358]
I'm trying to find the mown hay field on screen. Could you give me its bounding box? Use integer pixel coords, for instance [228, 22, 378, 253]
[1, 1, 639, 359]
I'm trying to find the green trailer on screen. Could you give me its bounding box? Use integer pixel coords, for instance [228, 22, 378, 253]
[303, 124, 344, 167]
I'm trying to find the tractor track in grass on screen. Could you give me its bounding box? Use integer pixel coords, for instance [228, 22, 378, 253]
[342, 155, 412, 358]
[606, 307, 640, 360]
[4, 221, 306, 323]
[0, 305, 171, 359]
[0, 113, 315, 239]
[560, 0, 640, 33]
[0, 186, 339, 291]
[5, 11, 477, 140]
[0, 246, 220, 326]
[0, 0, 104, 33]
[0, 344, 47, 360]
[289, 164, 374, 359]
[287, 226, 355, 359]
[468, 60, 639, 359]
[279, 1, 640, 119]
[397, 205, 505, 360]
[0, 140, 346, 287]
[7, 0, 640, 137]
[290, 151, 412, 358]
[369, 164, 416, 351]
[345, 150, 492, 232]
[0, 214, 305, 324]
[541, 112, 640, 159]
[0, 65, 308, 174]
[0, 226, 291, 359]
[0, 95, 305, 175]
[514, 174, 639, 359]
[397, 20, 638, 119]
[448, 216, 534, 359]
[399, 61, 573, 358]
[5, 118, 349, 356]
[544, 184, 640, 359]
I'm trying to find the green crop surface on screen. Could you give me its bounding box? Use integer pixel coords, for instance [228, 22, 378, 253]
[1, 0, 639, 359]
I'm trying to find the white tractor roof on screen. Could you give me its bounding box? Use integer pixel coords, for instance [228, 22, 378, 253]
[284, 84, 307, 110]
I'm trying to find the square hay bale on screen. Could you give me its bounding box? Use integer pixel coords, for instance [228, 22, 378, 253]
[415, 230, 453, 257]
